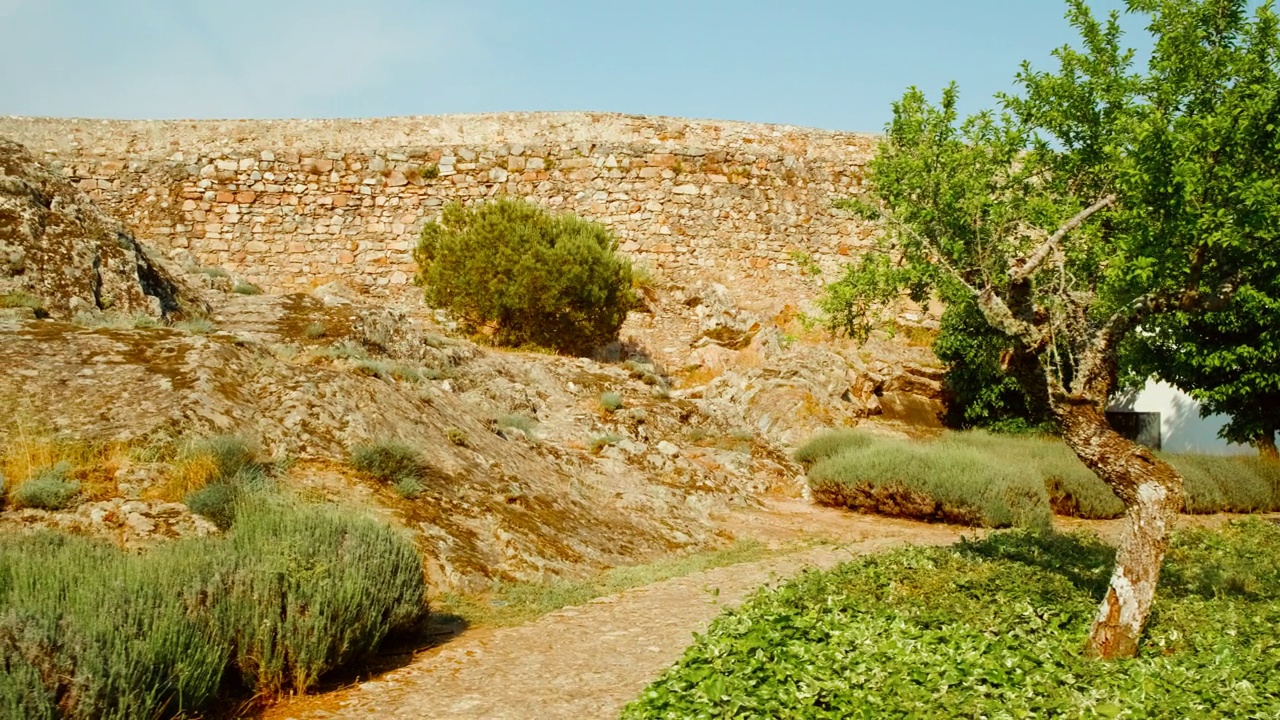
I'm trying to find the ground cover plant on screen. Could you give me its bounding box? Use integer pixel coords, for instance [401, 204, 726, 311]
[0, 500, 428, 719]
[624, 519, 1280, 719]
[798, 429, 1280, 523]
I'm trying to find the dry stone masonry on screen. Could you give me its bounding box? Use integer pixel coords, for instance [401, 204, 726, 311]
[0, 112, 878, 296]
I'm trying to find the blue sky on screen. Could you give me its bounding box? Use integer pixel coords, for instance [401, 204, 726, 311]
[1, 0, 1145, 132]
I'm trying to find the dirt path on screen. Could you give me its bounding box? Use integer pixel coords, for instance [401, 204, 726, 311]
[265, 504, 971, 720]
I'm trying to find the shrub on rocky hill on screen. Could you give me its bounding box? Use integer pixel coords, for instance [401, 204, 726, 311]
[414, 198, 635, 355]
[0, 501, 428, 718]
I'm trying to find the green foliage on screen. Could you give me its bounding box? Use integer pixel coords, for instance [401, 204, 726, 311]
[445, 427, 468, 447]
[819, 253, 928, 340]
[934, 299, 1056, 432]
[11, 462, 80, 510]
[232, 280, 263, 295]
[802, 429, 1280, 520]
[414, 197, 636, 354]
[352, 358, 424, 382]
[350, 440, 424, 484]
[792, 428, 876, 468]
[173, 317, 216, 334]
[807, 434, 1053, 528]
[625, 520, 1280, 719]
[218, 502, 428, 694]
[0, 503, 427, 717]
[821, 0, 1280, 427]
[349, 440, 438, 499]
[184, 483, 239, 530]
[180, 435, 273, 529]
[302, 321, 327, 339]
[496, 414, 538, 436]
[1127, 281, 1280, 449]
[589, 433, 624, 453]
[599, 391, 624, 412]
[0, 290, 47, 317]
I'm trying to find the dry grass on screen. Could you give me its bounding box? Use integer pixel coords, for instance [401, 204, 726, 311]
[0, 425, 129, 503]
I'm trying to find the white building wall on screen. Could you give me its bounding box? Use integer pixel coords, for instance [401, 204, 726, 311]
[1108, 379, 1256, 456]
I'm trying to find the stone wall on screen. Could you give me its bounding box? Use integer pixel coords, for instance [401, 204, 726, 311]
[0, 112, 878, 296]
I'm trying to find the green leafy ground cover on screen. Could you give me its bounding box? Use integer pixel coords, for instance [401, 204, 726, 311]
[625, 519, 1280, 719]
[0, 499, 427, 719]
[798, 430, 1280, 524]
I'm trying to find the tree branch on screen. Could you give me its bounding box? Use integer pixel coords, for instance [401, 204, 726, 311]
[872, 203, 1045, 347]
[1010, 194, 1117, 281]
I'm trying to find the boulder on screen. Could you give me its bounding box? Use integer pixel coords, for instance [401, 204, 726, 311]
[0, 138, 199, 320]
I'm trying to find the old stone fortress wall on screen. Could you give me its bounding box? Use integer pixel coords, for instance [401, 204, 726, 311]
[0, 112, 878, 295]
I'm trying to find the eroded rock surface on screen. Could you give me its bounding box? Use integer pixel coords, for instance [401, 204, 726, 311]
[0, 139, 201, 320]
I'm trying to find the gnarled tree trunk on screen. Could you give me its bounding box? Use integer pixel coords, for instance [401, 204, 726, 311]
[1255, 431, 1279, 462]
[1055, 399, 1185, 659]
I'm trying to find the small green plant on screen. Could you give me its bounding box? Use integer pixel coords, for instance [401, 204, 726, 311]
[599, 392, 624, 412]
[177, 435, 272, 527]
[0, 290, 47, 317]
[350, 441, 422, 483]
[199, 266, 231, 279]
[788, 249, 822, 277]
[589, 433, 624, 453]
[445, 427, 468, 447]
[419, 163, 441, 180]
[185, 483, 239, 529]
[11, 461, 80, 510]
[352, 358, 423, 382]
[232, 280, 263, 295]
[497, 414, 538, 436]
[174, 317, 216, 334]
[348, 440, 435, 500]
[302, 322, 327, 339]
[310, 342, 367, 361]
[393, 476, 424, 499]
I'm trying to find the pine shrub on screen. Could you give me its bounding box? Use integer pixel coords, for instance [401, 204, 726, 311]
[414, 198, 636, 354]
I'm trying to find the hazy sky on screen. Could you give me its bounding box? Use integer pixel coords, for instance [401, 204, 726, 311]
[1, 0, 1145, 132]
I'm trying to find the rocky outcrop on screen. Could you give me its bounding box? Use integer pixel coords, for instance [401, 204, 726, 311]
[0, 139, 200, 320]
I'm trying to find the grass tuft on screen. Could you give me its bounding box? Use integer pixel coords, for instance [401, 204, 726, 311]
[10, 461, 81, 510]
[232, 280, 264, 295]
[350, 440, 433, 499]
[599, 391, 624, 412]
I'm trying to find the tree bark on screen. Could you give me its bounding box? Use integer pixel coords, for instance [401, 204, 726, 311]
[1255, 431, 1279, 462]
[1055, 399, 1185, 660]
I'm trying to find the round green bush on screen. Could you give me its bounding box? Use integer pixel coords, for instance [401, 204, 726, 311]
[414, 198, 636, 354]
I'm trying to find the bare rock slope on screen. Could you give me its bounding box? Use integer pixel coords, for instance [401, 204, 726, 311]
[0, 138, 944, 592]
[0, 138, 200, 320]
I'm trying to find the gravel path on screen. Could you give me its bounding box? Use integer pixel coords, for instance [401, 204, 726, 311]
[270, 516, 967, 720]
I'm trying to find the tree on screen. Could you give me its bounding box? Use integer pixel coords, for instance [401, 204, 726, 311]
[824, 0, 1280, 658]
[1126, 281, 1280, 459]
[933, 298, 1056, 433]
[413, 198, 636, 355]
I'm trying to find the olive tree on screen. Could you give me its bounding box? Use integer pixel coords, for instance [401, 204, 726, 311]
[825, 0, 1280, 658]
